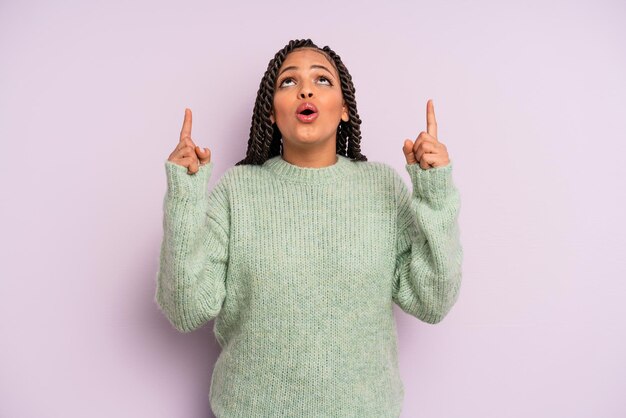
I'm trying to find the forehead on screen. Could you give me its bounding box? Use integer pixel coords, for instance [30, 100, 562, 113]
[279, 49, 338, 77]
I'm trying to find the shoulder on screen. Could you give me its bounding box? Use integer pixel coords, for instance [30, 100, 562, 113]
[211, 162, 257, 181]
[219, 162, 263, 184]
[352, 158, 394, 176]
[349, 159, 411, 206]
[215, 158, 405, 188]
[208, 162, 265, 195]
[352, 159, 405, 187]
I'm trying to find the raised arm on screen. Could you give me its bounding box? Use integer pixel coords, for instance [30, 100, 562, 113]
[392, 163, 462, 323]
[154, 108, 229, 333]
[392, 99, 463, 323]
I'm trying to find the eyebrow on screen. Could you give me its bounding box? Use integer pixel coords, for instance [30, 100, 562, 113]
[277, 64, 335, 78]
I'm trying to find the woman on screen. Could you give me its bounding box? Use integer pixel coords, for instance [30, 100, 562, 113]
[156, 38, 463, 417]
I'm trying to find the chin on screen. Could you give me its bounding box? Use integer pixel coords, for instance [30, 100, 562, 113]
[286, 139, 321, 148]
[296, 129, 336, 143]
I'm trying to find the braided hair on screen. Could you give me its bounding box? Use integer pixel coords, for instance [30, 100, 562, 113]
[235, 39, 367, 166]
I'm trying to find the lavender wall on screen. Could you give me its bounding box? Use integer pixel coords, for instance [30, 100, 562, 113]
[1, 0, 624, 417]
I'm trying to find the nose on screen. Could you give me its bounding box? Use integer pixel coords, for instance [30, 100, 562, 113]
[298, 81, 314, 98]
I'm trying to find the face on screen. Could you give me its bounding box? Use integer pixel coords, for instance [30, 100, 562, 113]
[270, 48, 349, 149]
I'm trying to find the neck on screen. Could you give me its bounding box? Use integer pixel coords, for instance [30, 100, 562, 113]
[263, 153, 355, 184]
[281, 139, 338, 168]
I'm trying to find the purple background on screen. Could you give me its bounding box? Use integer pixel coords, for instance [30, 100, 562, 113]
[1, 0, 625, 417]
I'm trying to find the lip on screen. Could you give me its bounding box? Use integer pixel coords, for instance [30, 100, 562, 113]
[295, 102, 319, 123]
[296, 102, 319, 114]
[296, 112, 318, 123]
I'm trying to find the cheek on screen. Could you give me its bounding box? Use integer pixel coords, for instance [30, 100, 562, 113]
[327, 93, 345, 112]
[273, 99, 290, 118]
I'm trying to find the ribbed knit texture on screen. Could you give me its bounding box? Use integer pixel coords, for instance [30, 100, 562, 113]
[155, 153, 463, 417]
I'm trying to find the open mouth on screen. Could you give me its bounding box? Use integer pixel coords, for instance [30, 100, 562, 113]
[296, 110, 319, 122]
[295, 102, 319, 122]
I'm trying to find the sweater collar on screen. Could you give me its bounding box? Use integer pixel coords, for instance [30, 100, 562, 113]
[263, 153, 355, 184]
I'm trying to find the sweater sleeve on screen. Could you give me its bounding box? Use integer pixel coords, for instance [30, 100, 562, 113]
[392, 161, 463, 324]
[155, 160, 230, 333]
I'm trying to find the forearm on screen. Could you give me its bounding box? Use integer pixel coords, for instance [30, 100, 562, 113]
[155, 161, 228, 332]
[393, 162, 463, 323]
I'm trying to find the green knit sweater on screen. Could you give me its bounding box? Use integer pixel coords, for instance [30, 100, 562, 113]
[155, 153, 463, 417]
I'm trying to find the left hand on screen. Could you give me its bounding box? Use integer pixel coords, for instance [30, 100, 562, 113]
[403, 99, 451, 169]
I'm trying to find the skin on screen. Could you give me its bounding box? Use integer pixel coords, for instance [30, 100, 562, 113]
[168, 60, 451, 174]
[403, 99, 451, 169]
[270, 48, 349, 168]
[167, 108, 211, 175]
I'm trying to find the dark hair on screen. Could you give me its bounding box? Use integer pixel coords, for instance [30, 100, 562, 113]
[235, 39, 367, 166]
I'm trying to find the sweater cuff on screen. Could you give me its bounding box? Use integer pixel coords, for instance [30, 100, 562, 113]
[164, 160, 214, 200]
[405, 160, 455, 204]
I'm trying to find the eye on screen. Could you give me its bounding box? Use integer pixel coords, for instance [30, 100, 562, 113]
[318, 76, 332, 86]
[278, 75, 334, 88]
[279, 77, 295, 87]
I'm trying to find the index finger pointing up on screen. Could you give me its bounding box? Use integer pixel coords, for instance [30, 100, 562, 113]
[426, 99, 438, 140]
[180, 108, 192, 141]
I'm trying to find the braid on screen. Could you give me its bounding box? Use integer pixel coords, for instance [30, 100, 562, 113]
[320, 46, 367, 162]
[235, 39, 367, 166]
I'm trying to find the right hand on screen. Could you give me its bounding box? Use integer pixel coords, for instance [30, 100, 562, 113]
[167, 108, 212, 174]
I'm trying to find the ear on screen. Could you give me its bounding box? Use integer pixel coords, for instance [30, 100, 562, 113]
[341, 101, 349, 122]
[270, 108, 275, 124]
